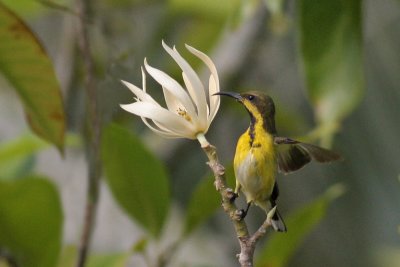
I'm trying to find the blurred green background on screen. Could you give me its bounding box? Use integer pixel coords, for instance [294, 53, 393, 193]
[0, 0, 399, 266]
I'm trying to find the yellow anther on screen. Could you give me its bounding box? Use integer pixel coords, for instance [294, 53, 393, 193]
[177, 108, 192, 122]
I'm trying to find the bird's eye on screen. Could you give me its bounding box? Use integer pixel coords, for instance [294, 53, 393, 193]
[247, 95, 254, 101]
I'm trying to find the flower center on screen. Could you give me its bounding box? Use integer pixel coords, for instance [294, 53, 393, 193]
[177, 108, 192, 122]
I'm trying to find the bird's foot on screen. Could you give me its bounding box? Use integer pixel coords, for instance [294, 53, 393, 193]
[234, 209, 247, 221]
[226, 188, 238, 203]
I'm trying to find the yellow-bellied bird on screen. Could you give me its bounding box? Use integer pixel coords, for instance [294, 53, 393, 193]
[214, 91, 341, 232]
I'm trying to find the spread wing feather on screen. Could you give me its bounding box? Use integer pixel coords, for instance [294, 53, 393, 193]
[274, 137, 341, 174]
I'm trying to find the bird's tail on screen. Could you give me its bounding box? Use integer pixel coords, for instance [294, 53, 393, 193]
[271, 207, 287, 232]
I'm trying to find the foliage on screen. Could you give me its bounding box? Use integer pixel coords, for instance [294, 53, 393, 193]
[299, 0, 363, 146]
[0, 134, 47, 179]
[256, 184, 346, 267]
[102, 124, 170, 238]
[0, 133, 80, 180]
[0, 177, 63, 267]
[184, 165, 235, 235]
[57, 246, 130, 267]
[0, 2, 65, 152]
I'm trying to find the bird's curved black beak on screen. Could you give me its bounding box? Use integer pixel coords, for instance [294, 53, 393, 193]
[213, 91, 243, 102]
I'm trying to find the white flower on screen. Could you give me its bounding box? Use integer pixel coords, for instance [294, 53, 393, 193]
[120, 41, 220, 140]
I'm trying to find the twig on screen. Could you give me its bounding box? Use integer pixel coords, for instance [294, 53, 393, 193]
[75, 0, 102, 266]
[156, 239, 182, 267]
[200, 140, 273, 267]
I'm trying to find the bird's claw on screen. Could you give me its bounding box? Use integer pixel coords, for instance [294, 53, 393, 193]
[234, 209, 247, 221]
[226, 188, 238, 203]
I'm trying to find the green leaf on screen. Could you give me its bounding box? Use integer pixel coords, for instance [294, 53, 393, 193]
[299, 0, 364, 144]
[256, 183, 346, 267]
[179, 19, 223, 55]
[131, 237, 148, 254]
[0, 3, 65, 152]
[57, 245, 77, 267]
[183, 176, 219, 235]
[0, 0, 49, 18]
[0, 134, 47, 179]
[57, 246, 130, 267]
[87, 252, 130, 267]
[0, 133, 81, 180]
[0, 177, 63, 267]
[264, 0, 289, 35]
[102, 124, 170, 238]
[184, 165, 234, 235]
[168, 0, 241, 21]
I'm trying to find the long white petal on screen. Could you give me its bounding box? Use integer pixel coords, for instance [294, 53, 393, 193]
[185, 44, 219, 87]
[141, 67, 147, 93]
[144, 60, 197, 119]
[141, 118, 182, 138]
[151, 114, 181, 133]
[162, 86, 182, 112]
[181, 72, 205, 129]
[120, 80, 158, 105]
[144, 113, 200, 139]
[120, 102, 196, 137]
[162, 42, 208, 124]
[185, 44, 220, 122]
[208, 75, 220, 124]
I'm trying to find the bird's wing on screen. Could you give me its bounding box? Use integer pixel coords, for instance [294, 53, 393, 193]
[274, 137, 341, 174]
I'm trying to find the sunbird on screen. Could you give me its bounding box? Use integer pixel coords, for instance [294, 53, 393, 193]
[214, 91, 341, 232]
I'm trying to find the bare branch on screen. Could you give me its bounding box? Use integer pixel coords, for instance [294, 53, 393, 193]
[201, 140, 272, 267]
[75, 0, 102, 266]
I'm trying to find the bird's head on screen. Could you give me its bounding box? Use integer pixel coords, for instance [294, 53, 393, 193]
[214, 91, 277, 133]
[214, 91, 276, 117]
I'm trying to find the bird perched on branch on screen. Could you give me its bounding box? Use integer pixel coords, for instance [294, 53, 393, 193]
[214, 91, 341, 232]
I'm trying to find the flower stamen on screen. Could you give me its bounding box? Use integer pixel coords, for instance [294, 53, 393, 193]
[177, 108, 192, 122]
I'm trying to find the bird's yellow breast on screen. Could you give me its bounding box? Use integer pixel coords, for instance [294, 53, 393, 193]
[234, 124, 276, 210]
